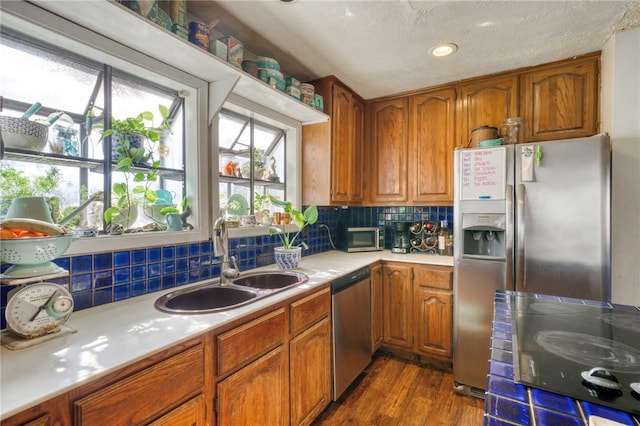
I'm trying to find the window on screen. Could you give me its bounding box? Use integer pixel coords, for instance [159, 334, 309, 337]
[0, 25, 205, 252]
[218, 109, 287, 224]
[1, 30, 185, 232]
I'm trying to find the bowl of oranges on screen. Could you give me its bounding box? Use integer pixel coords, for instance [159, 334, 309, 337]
[0, 219, 75, 278]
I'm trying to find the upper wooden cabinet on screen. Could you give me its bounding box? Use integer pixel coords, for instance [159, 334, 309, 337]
[369, 98, 410, 204]
[457, 74, 519, 148]
[302, 76, 365, 205]
[410, 88, 456, 204]
[520, 55, 599, 141]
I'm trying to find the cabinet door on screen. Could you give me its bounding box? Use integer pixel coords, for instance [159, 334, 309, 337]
[217, 347, 288, 426]
[74, 344, 205, 425]
[331, 83, 353, 203]
[410, 88, 456, 204]
[350, 96, 365, 203]
[458, 75, 519, 147]
[370, 98, 409, 203]
[1, 394, 71, 426]
[290, 317, 331, 426]
[521, 57, 598, 141]
[148, 394, 206, 426]
[382, 263, 413, 349]
[414, 286, 453, 359]
[370, 262, 383, 352]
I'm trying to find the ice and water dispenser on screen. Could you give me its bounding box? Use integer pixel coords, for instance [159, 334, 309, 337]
[461, 213, 506, 258]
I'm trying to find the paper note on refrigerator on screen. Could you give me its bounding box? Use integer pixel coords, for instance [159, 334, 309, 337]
[521, 145, 534, 182]
[460, 147, 506, 200]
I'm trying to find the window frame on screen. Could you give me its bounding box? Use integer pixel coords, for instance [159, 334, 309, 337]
[215, 94, 303, 239]
[1, 1, 211, 256]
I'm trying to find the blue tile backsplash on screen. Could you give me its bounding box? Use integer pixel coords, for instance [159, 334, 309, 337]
[0, 205, 452, 329]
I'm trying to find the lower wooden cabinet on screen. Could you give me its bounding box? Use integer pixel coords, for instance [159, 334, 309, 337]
[370, 262, 383, 352]
[74, 342, 206, 425]
[381, 262, 453, 362]
[148, 394, 206, 426]
[1, 393, 71, 426]
[215, 289, 331, 426]
[382, 262, 413, 349]
[290, 318, 331, 426]
[217, 347, 289, 426]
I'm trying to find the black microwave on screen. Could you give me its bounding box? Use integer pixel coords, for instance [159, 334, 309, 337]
[336, 226, 385, 252]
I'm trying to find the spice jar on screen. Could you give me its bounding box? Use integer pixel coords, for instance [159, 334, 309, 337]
[501, 117, 522, 144]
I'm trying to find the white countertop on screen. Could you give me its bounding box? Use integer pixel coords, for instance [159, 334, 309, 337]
[0, 250, 452, 419]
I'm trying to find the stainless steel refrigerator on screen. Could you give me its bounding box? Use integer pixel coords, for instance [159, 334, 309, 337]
[452, 135, 611, 396]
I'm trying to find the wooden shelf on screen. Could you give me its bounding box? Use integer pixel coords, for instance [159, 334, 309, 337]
[20, 0, 328, 125]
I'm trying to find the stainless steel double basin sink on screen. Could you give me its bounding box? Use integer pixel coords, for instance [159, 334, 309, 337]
[154, 271, 309, 314]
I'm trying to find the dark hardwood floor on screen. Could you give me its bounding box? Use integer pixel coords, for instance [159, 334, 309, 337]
[312, 353, 485, 426]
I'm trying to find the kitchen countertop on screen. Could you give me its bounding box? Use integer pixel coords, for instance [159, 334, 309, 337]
[0, 250, 451, 419]
[484, 290, 640, 426]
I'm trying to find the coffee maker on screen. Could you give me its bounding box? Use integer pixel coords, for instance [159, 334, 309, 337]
[391, 222, 410, 253]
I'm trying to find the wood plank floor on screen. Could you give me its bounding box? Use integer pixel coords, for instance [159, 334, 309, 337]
[312, 353, 485, 426]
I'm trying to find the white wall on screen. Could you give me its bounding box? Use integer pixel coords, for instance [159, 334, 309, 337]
[601, 26, 640, 306]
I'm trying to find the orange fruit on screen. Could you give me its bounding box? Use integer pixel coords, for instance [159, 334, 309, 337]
[0, 228, 18, 239]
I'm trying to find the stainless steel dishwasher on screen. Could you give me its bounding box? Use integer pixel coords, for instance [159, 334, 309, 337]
[331, 265, 371, 400]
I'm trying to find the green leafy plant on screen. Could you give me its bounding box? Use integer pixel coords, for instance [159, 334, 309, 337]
[97, 106, 172, 227]
[268, 196, 318, 249]
[254, 192, 271, 213]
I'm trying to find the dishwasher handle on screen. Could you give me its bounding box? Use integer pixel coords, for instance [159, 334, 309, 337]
[331, 266, 371, 294]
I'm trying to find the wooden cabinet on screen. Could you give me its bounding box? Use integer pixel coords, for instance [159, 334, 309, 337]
[302, 76, 365, 205]
[289, 289, 331, 426]
[148, 394, 206, 426]
[368, 88, 456, 206]
[413, 265, 453, 360]
[74, 340, 206, 425]
[1, 393, 71, 426]
[381, 262, 453, 362]
[217, 347, 288, 426]
[382, 262, 413, 349]
[215, 289, 331, 426]
[457, 74, 519, 148]
[409, 88, 456, 204]
[216, 308, 287, 425]
[370, 262, 383, 352]
[520, 54, 599, 141]
[369, 98, 410, 204]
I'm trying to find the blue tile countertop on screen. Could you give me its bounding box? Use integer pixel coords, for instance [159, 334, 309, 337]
[483, 290, 640, 426]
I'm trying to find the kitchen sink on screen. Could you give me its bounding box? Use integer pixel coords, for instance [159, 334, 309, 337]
[154, 285, 259, 314]
[154, 272, 309, 314]
[231, 271, 308, 290]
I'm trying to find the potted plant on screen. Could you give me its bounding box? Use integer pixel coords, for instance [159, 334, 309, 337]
[268, 196, 318, 269]
[96, 106, 172, 232]
[253, 192, 272, 225]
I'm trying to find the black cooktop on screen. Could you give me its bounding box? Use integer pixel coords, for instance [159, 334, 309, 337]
[511, 293, 640, 415]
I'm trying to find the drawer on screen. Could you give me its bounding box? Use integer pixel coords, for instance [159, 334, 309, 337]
[290, 288, 330, 336]
[413, 265, 452, 290]
[217, 308, 286, 376]
[74, 344, 204, 425]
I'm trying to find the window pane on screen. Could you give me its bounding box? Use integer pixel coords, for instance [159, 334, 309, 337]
[0, 34, 101, 115]
[218, 109, 286, 223]
[1, 32, 187, 235]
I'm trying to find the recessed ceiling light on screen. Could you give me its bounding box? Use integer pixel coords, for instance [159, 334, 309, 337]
[429, 43, 458, 57]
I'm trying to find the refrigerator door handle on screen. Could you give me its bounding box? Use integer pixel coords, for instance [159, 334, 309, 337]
[506, 184, 514, 290]
[516, 184, 526, 290]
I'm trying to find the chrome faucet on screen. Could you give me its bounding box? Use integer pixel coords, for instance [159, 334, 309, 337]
[214, 217, 240, 284]
[220, 255, 240, 284]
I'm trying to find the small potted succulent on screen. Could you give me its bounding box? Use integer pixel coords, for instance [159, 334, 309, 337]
[268, 196, 318, 269]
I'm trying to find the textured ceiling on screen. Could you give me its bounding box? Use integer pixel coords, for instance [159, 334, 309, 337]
[190, 1, 640, 99]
